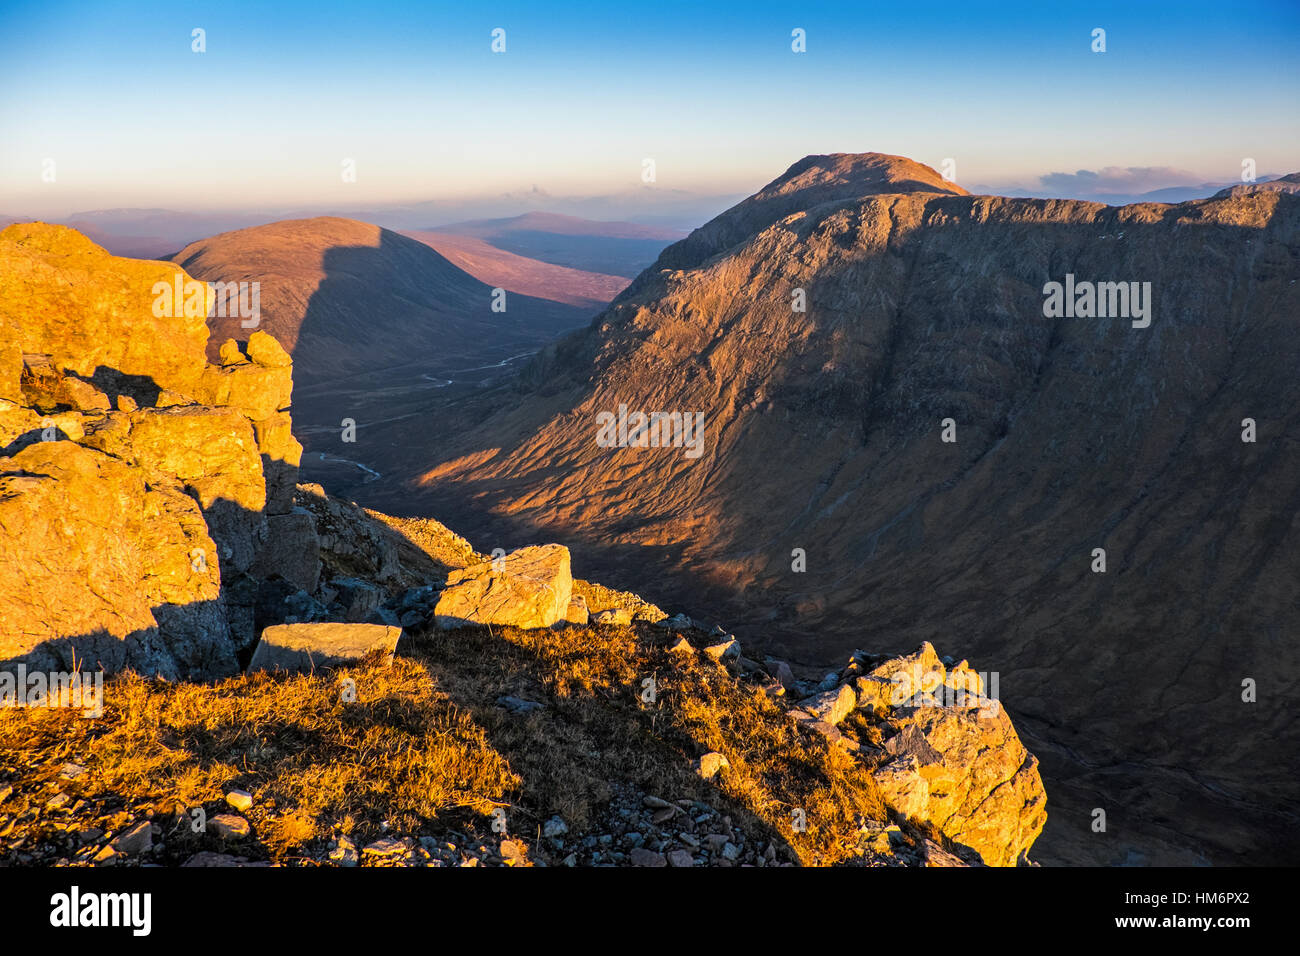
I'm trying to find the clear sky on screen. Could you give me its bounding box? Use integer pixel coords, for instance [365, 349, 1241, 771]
[1, 0, 1297, 216]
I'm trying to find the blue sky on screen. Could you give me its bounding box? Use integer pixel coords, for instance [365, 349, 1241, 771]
[1, 0, 1297, 216]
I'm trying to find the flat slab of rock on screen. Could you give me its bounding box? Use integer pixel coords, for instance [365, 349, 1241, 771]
[209, 814, 252, 839]
[434, 544, 572, 630]
[248, 622, 402, 673]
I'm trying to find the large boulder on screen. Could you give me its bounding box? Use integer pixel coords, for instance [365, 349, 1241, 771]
[434, 544, 572, 629]
[0, 441, 235, 678]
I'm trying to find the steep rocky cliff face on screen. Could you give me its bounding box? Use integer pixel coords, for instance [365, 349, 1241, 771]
[370, 154, 1300, 864]
[0, 220, 1046, 867]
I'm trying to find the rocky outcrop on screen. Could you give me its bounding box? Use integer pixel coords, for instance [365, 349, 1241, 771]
[0, 439, 231, 678]
[0, 223, 317, 677]
[857, 643, 1046, 867]
[773, 640, 1045, 866]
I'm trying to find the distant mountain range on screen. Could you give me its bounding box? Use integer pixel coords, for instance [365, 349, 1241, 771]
[9, 172, 1293, 261]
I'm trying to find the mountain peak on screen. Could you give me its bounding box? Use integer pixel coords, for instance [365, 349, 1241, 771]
[647, 152, 967, 275]
[761, 152, 968, 202]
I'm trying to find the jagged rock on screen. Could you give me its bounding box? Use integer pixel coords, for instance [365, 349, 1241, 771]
[0, 224, 210, 397]
[248, 623, 402, 673]
[125, 406, 267, 571]
[327, 835, 359, 867]
[110, 820, 153, 855]
[397, 585, 438, 610]
[365, 607, 401, 628]
[218, 339, 246, 367]
[799, 683, 857, 726]
[434, 544, 572, 629]
[703, 638, 741, 663]
[862, 644, 1047, 867]
[296, 486, 405, 584]
[197, 358, 291, 423]
[362, 837, 409, 859]
[245, 330, 292, 368]
[19, 358, 112, 413]
[0, 225, 312, 680]
[869, 642, 944, 706]
[872, 754, 931, 819]
[253, 412, 302, 515]
[767, 658, 796, 690]
[853, 676, 893, 714]
[398, 608, 427, 629]
[0, 441, 234, 679]
[655, 613, 694, 630]
[282, 589, 329, 624]
[225, 790, 254, 812]
[332, 577, 384, 622]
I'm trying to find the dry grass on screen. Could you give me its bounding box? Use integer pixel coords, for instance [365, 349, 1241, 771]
[0, 621, 888, 866]
[0, 657, 517, 863]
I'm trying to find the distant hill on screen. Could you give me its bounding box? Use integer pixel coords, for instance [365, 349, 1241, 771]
[168, 216, 590, 385]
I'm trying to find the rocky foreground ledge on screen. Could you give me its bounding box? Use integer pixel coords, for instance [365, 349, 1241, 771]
[0, 223, 1045, 867]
